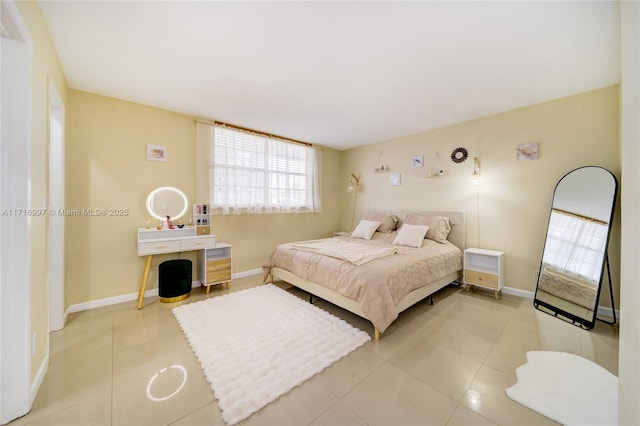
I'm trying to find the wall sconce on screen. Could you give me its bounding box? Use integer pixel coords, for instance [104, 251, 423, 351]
[348, 173, 360, 230]
[347, 173, 360, 193]
[469, 157, 482, 188]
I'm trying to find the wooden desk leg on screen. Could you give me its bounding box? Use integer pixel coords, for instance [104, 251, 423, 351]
[225, 282, 230, 290]
[137, 255, 153, 309]
[206, 284, 211, 294]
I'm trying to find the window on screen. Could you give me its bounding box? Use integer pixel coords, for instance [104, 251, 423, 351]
[197, 122, 321, 214]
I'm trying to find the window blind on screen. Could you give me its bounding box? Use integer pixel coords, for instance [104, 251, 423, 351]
[197, 122, 321, 214]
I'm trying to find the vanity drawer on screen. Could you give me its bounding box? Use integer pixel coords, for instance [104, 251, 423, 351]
[181, 237, 216, 251]
[196, 226, 210, 236]
[138, 240, 182, 256]
[206, 258, 231, 284]
[464, 269, 499, 289]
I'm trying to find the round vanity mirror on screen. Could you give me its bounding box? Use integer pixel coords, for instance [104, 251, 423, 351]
[146, 186, 188, 221]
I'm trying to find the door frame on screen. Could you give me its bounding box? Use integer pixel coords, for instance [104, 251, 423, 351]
[48, 80, 66, 332]
[0, 0, 33, 423]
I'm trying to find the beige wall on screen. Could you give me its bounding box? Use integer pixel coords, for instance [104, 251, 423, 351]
[66, 90, 196, 305]
[340, 86, 620, 305]
[15, 0, 69, 381]
[70, 87, 621, 307]
[66, 90, 342, 305]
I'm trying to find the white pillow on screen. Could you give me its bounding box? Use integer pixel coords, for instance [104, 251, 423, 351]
[404, 214, 454, 244]
[351, 220, 381, 240]
[392, 224, 429, 248]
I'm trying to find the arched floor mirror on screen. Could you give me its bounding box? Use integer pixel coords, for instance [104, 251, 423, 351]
[533, 166, 618, 329]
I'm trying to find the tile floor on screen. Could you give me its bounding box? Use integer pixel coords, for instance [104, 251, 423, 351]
[9, 275, 619, 426]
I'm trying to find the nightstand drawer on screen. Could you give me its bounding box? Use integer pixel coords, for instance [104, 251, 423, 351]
[206, 258, 231, 284]
[206, 271, 231, 284]
[464, 269, 499, 289]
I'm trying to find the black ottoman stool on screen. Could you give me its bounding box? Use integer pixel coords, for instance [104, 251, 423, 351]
[158, 259, 192, 303]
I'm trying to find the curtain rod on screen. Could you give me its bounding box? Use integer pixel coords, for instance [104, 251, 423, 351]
[552, 208, 608, 225]
[195, 118, 312, 147]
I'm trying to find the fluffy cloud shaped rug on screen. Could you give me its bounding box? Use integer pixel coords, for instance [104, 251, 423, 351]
[506, 351, 617, 426]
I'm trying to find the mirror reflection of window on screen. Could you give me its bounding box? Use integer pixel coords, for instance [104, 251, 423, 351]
[542, 209, 608, 284]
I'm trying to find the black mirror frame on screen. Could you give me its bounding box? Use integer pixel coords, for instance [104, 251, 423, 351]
[533, 166, 618, 330]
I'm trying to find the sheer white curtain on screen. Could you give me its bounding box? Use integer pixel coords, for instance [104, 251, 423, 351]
[542, 209, 608, 282]
[196, 121, 321, 214]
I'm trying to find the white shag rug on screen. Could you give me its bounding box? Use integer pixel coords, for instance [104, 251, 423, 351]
[505, 351, 618, 426]
[172, 284, 370, 425]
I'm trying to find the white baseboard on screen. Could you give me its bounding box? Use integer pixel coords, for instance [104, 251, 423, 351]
[234, 268, 263, 279]
[68, 273, 620, 323]
[503, 286, 534, 299]
[30, 353, 49, 407]
[63, 306, 70, 326]
[502, 286, 620, 321]
[68, 268, 263, 314]
[68, 288, 156, 313]
[596, 306, 619, 321]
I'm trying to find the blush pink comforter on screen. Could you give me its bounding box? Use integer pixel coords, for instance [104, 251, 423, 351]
[262, 232, 462, 333]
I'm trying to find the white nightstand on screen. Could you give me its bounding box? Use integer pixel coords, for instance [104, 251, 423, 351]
[197, 243, 232, 294]
[463, 248, 505, 299]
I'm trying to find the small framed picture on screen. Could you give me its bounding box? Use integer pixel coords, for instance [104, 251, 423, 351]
[390, 173, 401, 186]
[517, 143, 538, 161]
[147, 144, 167, 162]
[411, 155, 424, 168]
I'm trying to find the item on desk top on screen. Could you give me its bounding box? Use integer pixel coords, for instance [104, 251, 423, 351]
[145, 216, 151, 230]
[167, 215, 175, 229]
[156, 220, 163, 230]
[177, 219, 185, 229]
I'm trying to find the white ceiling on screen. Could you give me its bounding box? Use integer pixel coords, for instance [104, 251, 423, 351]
[39, 1, 620, 150]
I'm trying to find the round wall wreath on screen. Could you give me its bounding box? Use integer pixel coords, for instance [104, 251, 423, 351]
[451, 147, 468, 163]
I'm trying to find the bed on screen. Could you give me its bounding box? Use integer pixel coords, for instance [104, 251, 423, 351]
[263, 210, 465, 339]
[537, 263, 598, 310]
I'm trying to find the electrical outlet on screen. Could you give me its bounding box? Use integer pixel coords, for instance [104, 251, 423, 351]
[32, 333, 37, 356]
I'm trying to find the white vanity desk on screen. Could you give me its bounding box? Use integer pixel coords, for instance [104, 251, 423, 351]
[137, 227, 228, 309]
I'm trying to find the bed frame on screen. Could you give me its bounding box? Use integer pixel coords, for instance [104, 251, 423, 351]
[268, 210, 466, 340]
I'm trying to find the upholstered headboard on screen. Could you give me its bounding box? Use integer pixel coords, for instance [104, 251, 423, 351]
[361, 209, 466, 251]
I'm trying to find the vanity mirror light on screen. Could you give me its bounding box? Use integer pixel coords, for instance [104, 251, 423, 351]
[145, 186, 188, 221]
[533, 166, 618, 329]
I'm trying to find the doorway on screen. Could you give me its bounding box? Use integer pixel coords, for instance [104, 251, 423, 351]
[0, 0, 33, 423]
